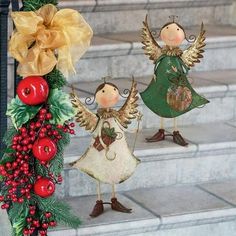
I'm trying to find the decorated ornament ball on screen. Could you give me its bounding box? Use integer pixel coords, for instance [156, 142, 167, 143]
[17, 76, 49, 105]
[32, 137, 57, 162]
[34, 178, 55, 198]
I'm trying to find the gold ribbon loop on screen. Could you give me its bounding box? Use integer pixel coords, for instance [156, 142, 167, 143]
[9, 4, 93, 77]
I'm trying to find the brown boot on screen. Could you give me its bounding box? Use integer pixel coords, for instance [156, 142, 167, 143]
[146, 129, 165, 142]
[90, 200, 104, 217]
[111, 198, 132, 213]
[173, 131, 188, 146]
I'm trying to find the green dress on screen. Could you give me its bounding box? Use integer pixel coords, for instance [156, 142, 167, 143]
[140, 52, 209, 118]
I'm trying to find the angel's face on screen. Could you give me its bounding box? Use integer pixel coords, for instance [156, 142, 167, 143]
[95, 84, 120, 108]
[160, 23, 185, 47]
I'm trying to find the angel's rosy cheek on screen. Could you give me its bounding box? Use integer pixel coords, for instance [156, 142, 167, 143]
[160, 33, 166, 41]
[175, 37, 181, 43]
[175, 35, 184, 43]
[100, 97, 109, 107]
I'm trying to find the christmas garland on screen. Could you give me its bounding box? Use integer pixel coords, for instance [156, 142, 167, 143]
[0, 1, 92, 235]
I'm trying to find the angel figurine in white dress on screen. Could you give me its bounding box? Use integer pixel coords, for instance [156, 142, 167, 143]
[70, 79, 141, 217]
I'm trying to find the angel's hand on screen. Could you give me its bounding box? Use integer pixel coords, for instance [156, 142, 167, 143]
[136, 111, 143, 121]
[172, 66, 178, 73]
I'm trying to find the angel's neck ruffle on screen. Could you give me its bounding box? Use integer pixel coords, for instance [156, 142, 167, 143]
[97, 108, 119, 119]
[161, 46, 183, 56]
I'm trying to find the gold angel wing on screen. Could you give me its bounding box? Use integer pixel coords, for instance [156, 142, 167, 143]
[181, 23, 206, 67]
[70, 91, 98, 132]
[141, 15, 162, 62]
[117, 80, 139, 128]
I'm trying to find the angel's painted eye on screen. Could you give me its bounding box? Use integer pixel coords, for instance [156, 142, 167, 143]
[114, 88, 116, 91]
[102, 90, 105, 93]
[166, 26, 169, 29]
[177, 28, 179, 31]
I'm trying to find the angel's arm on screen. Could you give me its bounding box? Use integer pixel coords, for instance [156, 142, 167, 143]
[181, 23, 206, 68]
[141, 15, 162, 63]
[117, 80, 139, 129]
[70, 91, 98, 133]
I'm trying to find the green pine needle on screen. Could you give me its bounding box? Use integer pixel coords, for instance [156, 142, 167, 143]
[8, 201, 29, 224]
[49, 151, 64, 176]
[0, 154, 15, 165]
[45, 69, 67, 89]
[33, 195, 81, 229]
[49, 130, 70, 175]
[2, 126, 18, 146]
[22, 0, 58, 11]
[35, 159, 48, 176]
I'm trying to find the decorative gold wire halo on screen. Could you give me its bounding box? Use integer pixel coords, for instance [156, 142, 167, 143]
[101, 76, 113, 83]
[169, 15, 179, 23]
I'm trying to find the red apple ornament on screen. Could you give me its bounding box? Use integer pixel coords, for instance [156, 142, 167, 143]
[34, 178, 55, 198]
[33, 137, 57, 162]
[17, 76, 49, 105]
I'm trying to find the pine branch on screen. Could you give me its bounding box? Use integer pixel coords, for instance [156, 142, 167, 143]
[45, 68, 67, 89]
[35, 159, 48, 176]
[49, 152, 63, 176]
[22, 0, 58, 11]
[33, 195, 81, 229]
[2, 126, 18, 146]
[8, 201, 29, 224]
[0, 154, 15, 165]
[58, 130, 70, 147]
[49, 130, 70, 175]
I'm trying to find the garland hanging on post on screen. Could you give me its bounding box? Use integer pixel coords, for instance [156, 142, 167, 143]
[0, 1, 93, 235]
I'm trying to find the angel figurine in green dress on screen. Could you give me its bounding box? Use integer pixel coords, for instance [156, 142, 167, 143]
[70, 79, 141, 217]
[140, 15, 209, 146]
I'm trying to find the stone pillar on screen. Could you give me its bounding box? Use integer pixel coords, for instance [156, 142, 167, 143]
[0, 0, 10, 155]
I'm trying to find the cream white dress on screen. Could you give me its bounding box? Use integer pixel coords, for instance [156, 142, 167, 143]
[73, 113, 140, 184]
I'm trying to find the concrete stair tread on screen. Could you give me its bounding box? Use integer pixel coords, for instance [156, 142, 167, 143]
[59, 0, 234, 12]
[85, 24, 236, 58]
[65, 69, 236, 100]
[46, 179, 236, 235]
[64, 121, 236, 164]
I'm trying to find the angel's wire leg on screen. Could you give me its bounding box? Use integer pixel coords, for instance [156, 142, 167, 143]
[97, 181, 102, 200]
[172, 118, 188, 146]
[90, 181, 104, 217]
[173, 118, 177, 131]
[111, 183, 132, 213]
[111, 183, 116, 199]
[160, 117, 165, 129]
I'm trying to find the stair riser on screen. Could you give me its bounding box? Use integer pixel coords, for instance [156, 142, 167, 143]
[72, 95, 236, 138]
[56, 152, 236, 198]
[8, 3, 233, 36]
[81, 5, 232, 34]
[128, 220, 236, 236]
[69, 44, 236, 82]
[48, 219, 236, 236]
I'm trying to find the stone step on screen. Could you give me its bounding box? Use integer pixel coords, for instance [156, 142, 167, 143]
[7, 25, 236, 87]
[49, 180, 236, 235]
[2, 181, 236, 236]
[65, 24, 236, 82]
[57, 121, 236, 198]
[59, 0, 235, 34]
[62, 69, 236, 138]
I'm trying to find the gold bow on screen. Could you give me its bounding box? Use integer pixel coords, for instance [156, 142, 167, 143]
[9, 4, 93, 78]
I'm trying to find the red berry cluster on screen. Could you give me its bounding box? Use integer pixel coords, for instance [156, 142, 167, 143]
[23, 208, 57, 236]
[0, 146, 33, 207]
[57, 122, 75, 135]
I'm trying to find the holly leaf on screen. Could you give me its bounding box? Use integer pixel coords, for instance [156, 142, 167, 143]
[6, 96, 42, 129]
[47, 89, 76, 125]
